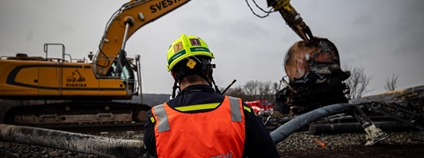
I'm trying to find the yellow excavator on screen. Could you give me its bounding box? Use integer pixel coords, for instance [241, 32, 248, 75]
[0, 0, 324, 131]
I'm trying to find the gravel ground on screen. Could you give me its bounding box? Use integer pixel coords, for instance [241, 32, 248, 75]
[278, 130, 424, 158]
[1, 130, 423, 158]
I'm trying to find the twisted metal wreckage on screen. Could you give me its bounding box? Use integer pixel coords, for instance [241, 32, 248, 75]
[264, 85, 424, 134]
[1, 0, 423, 157]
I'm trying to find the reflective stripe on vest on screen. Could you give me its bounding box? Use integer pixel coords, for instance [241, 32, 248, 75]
[175, 102, 221, 111]
[153, 96, 243, 132]
[229, 96, 242, 122]
[152, 104, 169, 132]
[151, 96, 246, 158]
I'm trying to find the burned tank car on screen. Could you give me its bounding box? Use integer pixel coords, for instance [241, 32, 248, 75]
[275, 37, 351, 115]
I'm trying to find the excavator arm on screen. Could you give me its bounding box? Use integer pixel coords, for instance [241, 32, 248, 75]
[266, 0, 315, 44]
[93, 0, 191, 76]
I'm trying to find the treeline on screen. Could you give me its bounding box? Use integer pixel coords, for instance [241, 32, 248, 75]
[219, 80, 281, 103]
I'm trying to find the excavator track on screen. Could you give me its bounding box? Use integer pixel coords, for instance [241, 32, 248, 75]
[3, 101, 152, 132]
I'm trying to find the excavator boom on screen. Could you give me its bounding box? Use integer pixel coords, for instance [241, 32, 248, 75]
[94, 0, 190, 76]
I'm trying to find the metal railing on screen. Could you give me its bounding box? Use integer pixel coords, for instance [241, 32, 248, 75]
[43, 43, 66, 95]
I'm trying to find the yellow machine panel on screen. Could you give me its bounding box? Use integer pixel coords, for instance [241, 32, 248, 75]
[0, 58, 130, 99]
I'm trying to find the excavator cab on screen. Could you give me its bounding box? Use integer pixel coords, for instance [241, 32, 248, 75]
[108, 57, 141, 96]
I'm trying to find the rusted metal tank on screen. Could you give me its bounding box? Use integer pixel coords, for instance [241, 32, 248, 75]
[284, 37, 341, 82]
[276, 37, 351, 115]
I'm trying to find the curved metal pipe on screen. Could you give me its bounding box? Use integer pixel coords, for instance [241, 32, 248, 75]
[270, 103, 353, 144]
[0, 124, 145, 158]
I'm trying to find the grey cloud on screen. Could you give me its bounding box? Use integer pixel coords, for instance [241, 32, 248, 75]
[25, 30, 34, 42]
[352, 13, 373, 26]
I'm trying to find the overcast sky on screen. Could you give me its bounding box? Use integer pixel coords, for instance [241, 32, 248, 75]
[1, 0, 423, 96]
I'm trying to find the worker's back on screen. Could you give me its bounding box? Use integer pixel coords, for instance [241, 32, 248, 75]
[143, 84, 280, 158]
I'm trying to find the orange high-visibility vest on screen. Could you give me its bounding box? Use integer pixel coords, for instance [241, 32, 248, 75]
[151, 96, 246, 158]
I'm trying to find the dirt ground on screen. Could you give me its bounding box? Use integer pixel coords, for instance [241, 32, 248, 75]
[280, 144, 424, 158]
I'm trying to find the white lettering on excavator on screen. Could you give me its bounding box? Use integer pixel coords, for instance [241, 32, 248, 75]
[210, 150, 233, 158]
[66, 83, 87, 87]
[150, 0, 181, 13]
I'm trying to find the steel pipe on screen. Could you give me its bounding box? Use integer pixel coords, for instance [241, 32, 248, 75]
[0, 124, 145, 158]
[270, 103, 353, 144]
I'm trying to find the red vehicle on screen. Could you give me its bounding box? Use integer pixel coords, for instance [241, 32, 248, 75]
[245, 100, 274, 116]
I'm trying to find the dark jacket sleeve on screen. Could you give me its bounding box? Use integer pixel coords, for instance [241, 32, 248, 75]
[143, 110, 157, 157]
[242, 103, 281, 158]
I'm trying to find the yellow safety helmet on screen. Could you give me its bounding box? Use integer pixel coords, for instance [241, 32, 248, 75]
[167, 34, 214, 72]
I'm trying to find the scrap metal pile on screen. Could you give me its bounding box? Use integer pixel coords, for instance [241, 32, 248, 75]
[262, 85, 424, 134]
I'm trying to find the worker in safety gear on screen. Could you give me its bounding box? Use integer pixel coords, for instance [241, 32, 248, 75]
[143, 34, 280, 158]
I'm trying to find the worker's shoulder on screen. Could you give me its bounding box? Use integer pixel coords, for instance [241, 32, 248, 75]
[226, 96, 255, 114]
[146, 103, 164, 114]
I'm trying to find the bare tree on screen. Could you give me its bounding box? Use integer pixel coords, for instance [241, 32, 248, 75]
[259, 81, 275, 101]
[384, 73, 398, 92]
[344, 65, 373, 99]
[257, 81, 268, 100]
[243, 80, 260, 100]
[222, 86, 248, 100]
[222, 80, 280, 102]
